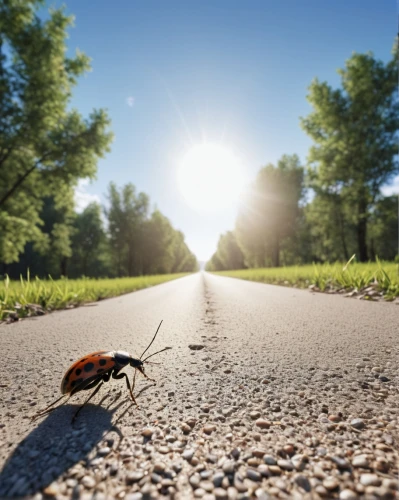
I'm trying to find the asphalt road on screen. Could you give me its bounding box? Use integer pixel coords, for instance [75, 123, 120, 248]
[0, 272, 398, 499]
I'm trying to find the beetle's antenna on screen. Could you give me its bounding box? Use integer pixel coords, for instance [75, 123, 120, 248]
[143, 346, 172, 363]
[140, 320, 163, 360]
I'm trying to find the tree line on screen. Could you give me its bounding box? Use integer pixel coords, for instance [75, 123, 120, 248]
[4, 182, 197, 279]
[207, 46, 399, 271]
[0, 1, 196, 278]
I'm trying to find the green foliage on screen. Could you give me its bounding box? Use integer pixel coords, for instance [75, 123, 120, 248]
[368, 196, 399, 261]
[171, 231, 198, 273]
[236, 154, 304, 268]
[206, 231, 245, 271]
[68, 202, 111, 278]
[0, 273, 190, 321]
[301, 45, 399, 261]
[4, 180, 198, 279]
[106, 182, 149, 276]
[142, 210, 176, 275]
[0, 0, 112, 264]
[5, 191, 75, 277]
[106, 183, 197, 277]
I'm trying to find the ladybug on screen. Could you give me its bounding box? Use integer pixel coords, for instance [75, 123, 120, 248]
[33, 321, 171, 422]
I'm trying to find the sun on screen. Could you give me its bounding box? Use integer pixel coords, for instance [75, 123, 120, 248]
[177, 143, 245, 213]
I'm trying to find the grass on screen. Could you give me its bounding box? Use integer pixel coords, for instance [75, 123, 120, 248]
[0, 273, 190, 322]
[213, 258, 399, 300]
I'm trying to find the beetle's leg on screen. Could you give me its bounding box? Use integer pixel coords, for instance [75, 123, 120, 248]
[31, 394, 69, 421]
[71, 381, 104, 423]
[137, 365, 156, 383]
[112, 371, 140, 408]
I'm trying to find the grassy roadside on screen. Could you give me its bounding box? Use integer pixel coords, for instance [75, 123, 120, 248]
[213, 259, 399, 301]
[0, 273, 191, 322]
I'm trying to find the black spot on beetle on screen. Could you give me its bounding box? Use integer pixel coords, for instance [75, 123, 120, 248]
[99, 359, 107, 366]
[75, 368, 82, 376]
[64, 367, 74, 382]
[84, 362, 94, 373]
[79, 358, 87, 363]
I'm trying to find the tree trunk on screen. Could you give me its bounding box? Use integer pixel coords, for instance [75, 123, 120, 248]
[337, 205, 349, 261]
[370, 238, 376, 261]
[127, 249, 133, 276]
[273, 234, 280, 267]
[357, 198, 368, 262]
[60, 257, 67, 277]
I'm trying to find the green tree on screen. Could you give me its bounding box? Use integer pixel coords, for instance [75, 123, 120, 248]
[236, 154, 304, 267]
[6, 189, 75, 278]
[205, 252, 224, 272]
[213, 231, 245, 270]
[303, 194, 355, 263]
[301, 46, 398, 261]
[69, 202, 110, 277]
[368, 195, 398, 261]
[0, 0, 112, 265]
[171, 230, 198, 273]
[181, 252, 198, 272]
[106, 183, 149, 276]
[142, 210, 175, 275]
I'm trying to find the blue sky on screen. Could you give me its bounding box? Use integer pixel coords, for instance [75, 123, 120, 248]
[54, 0, 396, 261]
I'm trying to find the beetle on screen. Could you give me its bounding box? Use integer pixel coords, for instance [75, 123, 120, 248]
[32, 320, 171, 422]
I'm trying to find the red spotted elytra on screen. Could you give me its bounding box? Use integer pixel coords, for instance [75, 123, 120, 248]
[32, 321, 171, 422]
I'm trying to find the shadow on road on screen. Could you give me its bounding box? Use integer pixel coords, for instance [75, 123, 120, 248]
[0, 401, 126, 498]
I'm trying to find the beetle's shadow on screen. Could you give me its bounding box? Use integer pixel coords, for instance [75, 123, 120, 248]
[0, 398, 131, 498]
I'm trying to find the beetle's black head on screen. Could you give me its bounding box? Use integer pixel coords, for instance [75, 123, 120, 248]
[129, 357, 145, 375]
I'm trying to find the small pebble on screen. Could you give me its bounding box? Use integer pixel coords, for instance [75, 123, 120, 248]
[141, 428, 154, 438]
[332, 456, 350, 469]
[246, 468, 261, 482]
[189, 344, 205, 350]
[223, 461, 235, 474]
[190, 474, 201, 488]
[352, 455, 369, 468]
[126, 471, 144, 484]
[294, 474, 311, 492]
[81, 476, 96, 489]
[43, 484, 59, 496]
[339, 489, 359, 500]
[264, 455, 277, 465]
[350, 418, 365, 430]
[183, 449, 195, 461]
[199, 480, 214, 492]
[213, 472, 224, 487]
[153, 463, 166, 473]
[323, 477, 339, 490]
[126, 494, 143, 500]
[97, 447, 111, 456]
[255, 418, 271, 429]
[277, 459, 294, 471]
[181, 423, 192, 434]
[360, 474, 381, 487]
[214, 488, 228, 500]
[252, 448, 266, 458]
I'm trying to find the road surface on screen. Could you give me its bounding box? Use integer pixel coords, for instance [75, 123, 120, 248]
[0, 272, 398, 499]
